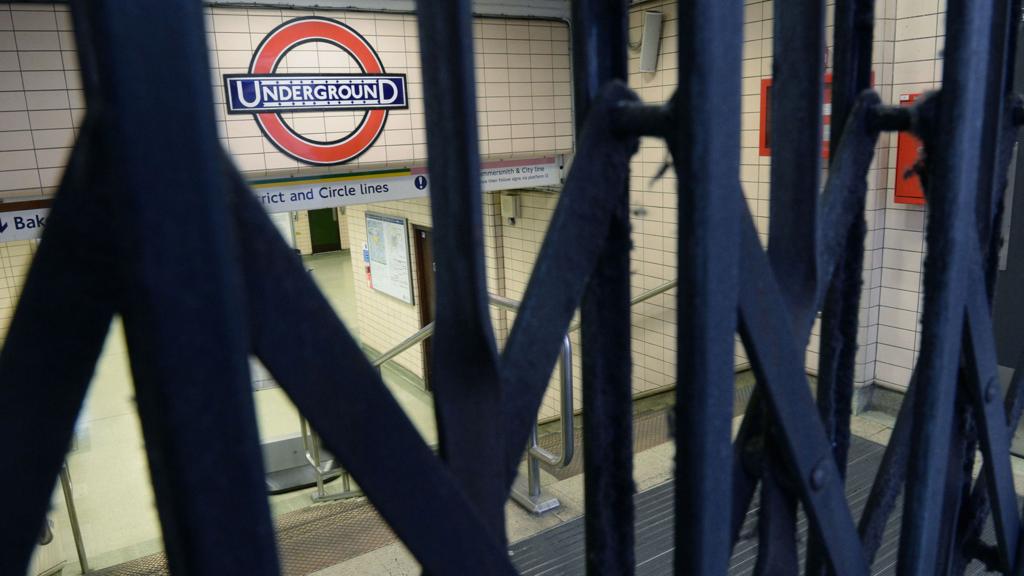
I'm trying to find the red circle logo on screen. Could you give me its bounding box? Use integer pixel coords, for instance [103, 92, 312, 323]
[225, 17, 407, 165]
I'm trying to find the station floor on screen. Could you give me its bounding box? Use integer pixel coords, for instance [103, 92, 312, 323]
[28, 251, 1024, 575]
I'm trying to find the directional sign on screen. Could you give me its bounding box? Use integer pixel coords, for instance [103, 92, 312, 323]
[250, 156, 563, 214]
[479, 157, 563, 191]
[0, 202, 50, 243]
[0, 156, 564, 244]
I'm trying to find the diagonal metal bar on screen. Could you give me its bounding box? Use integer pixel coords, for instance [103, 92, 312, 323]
[951, 2, 1023, 560]
[670, 0, 742, 574]
[766, 0, 824, 322]
[224, 163, 518, 576]
[82, 1, 280, 572]
[1, 6, 111, 570]
[0, 120, 115, 576]
[498, 84, 639, 488]
[956, 349, 1024, 573]
[858, 368, 917, 564]
[937, 392, 973, 573]
[955, 101, 1024, 573]
[414, 0, 506, 539]
[730, 90, 881, 548]
[756, 12, 826, 563]
[963, 269, 1020, 573]
[854, 96, 943, 573]
[753, 22, 827, 563]
[860, 98, 1019, 575]
[898, 0, 998, 572]
[737, 199, 869, 576]
[952, 204, 1022, 572]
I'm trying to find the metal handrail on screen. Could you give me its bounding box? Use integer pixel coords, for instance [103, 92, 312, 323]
[565, 278, 678, 333]
[486, 293, 575, 471]
[630, 279, 678, 307]
[300, 279, 679, 507]
[372, 323, 434, 367]
[368, 277, 676, 373]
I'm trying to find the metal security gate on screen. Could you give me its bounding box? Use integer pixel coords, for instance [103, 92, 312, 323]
[2, 0, 1024, 575]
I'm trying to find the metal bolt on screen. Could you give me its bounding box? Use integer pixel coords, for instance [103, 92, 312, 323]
[810, 461, 829, 491]
[986, 380, 999, 403]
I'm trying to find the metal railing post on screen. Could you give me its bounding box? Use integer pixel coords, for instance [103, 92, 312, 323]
[300, 416, 360, 503]
[511, 331, 574, 514]
[526, 427, 543, 500]
[59, 462, 88, 574]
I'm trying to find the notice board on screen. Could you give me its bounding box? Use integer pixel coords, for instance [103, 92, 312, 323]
[366, 213, 414, 304]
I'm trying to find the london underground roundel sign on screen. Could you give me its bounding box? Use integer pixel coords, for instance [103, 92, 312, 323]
[224, 17, 408, 165]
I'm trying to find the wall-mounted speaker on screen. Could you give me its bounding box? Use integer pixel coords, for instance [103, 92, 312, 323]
[639, 11, 663, 73]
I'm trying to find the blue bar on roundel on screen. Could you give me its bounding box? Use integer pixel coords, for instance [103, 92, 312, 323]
[224, 75, 408, 113]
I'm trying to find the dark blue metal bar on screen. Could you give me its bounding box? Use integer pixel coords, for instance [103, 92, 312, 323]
[986, 2, 1023, 288]
[754, 21, 827, 570]
[82, 2, 279, 573]
[898, 0, 998, 572]
[671, 0, 741, 575]
[945, 2, 1022, 554]
[745, 13, 829, 556]
[829, 0, 876, 150]
[754, 456, 800, 575]
[957, 349, 1024, 573]
[856, 94, 941, 568]
[3, 1, 1023, 574]
[767, 0, 823, 323]
[414, 0, 506, 539]
[736, 204, 868, 576]
[0, 121, 111, 576]
[808, 1, 875, 572]
[976, 0, 1017, 257]
[730, 89, 881, 550]
[224, 164, 517, 576]
[858, 369, 916, 563]
[956, 99, 1024, 574]
[580, 213, 635, 576]
[964, 282, 1019, 572]
[1, 8, 109, 571]
[814, 0, 875, 478]
[954, 194, 1021, 571]
[571, 1, 634, 573]
[499, 83, 639, 486]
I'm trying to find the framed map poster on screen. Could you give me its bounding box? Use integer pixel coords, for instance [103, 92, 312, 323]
[365, 213, 414, 304]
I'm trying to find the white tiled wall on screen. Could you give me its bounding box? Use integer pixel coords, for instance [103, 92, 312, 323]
[0, 5, 574, 382]
[0, 5, 574, 197]
[0, 4, 81, 200]
[0, 0, 953, 406]
[739, 0, 945, 394]
[207, 9, 573, 177]
[0, 239, 35, 345]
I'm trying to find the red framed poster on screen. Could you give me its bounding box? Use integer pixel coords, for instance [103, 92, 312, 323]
[758, 72, 875, 159]
[894, 93, 926, 205]
[759, 73, 833, 158]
